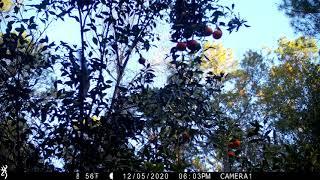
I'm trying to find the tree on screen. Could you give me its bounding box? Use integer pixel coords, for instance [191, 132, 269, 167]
[0, 118, 49, 172]
[0, 0, 246, 173]
[279, 0, 320, 37]
[0, 0, 13, 12]
[201, 41, 237, 75]
[259, 37, 320, 171]
[131, 67, 224, 171]
[31, 0, 173, 172]
[0, 2, 55, 172]
[132, 40, 244, 172]
[219, 36, 320, 171]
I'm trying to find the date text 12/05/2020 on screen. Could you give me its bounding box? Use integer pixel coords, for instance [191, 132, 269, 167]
[120, 172, 252, 180]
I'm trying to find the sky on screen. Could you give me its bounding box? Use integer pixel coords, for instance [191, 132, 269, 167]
[221, 0, 298, 58]
[46, 0, 299, 55]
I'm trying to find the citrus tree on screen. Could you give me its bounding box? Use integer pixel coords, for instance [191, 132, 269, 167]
[130, 0, 248, 171]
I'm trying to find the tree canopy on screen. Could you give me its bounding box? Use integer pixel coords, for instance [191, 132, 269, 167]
[0, 0, 246, 173]
[0, 0, 319, 176]
[279, 0, 320, 37]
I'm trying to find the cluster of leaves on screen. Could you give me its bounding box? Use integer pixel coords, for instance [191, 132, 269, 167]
[170, 0, 247, 42]
[0, 0, 14, 12]
[170, 0, 248, 57]
[201, 41, 237, 75]
[131, 58, 226, 171]
[279, 0, 320, 37]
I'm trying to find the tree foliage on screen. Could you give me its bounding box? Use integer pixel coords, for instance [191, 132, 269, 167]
[221, 36, 320, 171]
[201, 42, 237, 75]
[279, 0, 320, 37]
[0, 0, 14, 12]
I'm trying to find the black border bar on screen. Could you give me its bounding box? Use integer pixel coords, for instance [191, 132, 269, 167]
[3, 172, 320, 180]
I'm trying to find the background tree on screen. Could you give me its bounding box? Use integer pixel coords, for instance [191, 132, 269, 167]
[201, 41, 237, 75]
[279, 0, 320, 37]
[259, 37, 320, 171]
[0, 0, 14, 12]
[219, 36, 320, 171]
